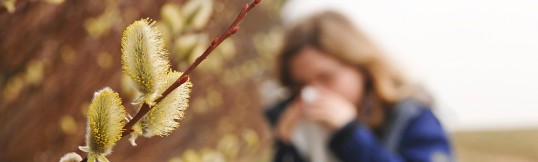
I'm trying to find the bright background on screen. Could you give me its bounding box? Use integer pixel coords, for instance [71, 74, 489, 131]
[283, 0, 538, 131]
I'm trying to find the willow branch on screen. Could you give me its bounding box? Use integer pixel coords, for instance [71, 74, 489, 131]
[121, 0, 261, 137]
[80, 1, 261, 161]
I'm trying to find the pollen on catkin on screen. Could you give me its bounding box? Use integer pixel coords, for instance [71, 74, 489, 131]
[79, 87, 126, 162]
[121, 18, 171, 106]
[129, 71, 192, 145]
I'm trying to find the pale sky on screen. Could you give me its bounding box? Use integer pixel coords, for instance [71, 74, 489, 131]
[283, 0, 538, 132]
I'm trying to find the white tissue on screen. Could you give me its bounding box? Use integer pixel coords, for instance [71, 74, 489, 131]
[301, 86, 318, 103]
[291, 119, 340, 162]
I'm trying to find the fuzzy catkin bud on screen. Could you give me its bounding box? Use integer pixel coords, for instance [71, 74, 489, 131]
[121, 18, 171, 106]
[129, 71, 192, 145]
[79, 87, 126, 162]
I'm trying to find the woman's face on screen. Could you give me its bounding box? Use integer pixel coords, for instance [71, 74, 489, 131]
[290, 46, 366, 106]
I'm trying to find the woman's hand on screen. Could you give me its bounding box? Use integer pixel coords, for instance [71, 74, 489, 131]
[276, 100, 303, 143]
[275, 85, 357, 142]
[302, 85, 358, 131]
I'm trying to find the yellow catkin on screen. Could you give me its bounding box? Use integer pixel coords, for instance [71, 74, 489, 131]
[79, 87, 126, 162]
[129, 71, 192, 145]
[121, 18, 171, 105]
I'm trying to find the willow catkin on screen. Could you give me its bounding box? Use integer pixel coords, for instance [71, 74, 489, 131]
[79, 87, 126, 162]
[121, 18, 170, 106]
[130, 71, 192, 146]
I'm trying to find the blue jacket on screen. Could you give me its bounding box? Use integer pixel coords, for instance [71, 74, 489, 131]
[265, 98, 453, 162]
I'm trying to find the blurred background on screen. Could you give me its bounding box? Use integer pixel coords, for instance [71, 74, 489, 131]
[1, 0, 537, 161]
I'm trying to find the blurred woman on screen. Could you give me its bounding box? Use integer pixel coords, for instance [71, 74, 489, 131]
[265, 11, 453, 162]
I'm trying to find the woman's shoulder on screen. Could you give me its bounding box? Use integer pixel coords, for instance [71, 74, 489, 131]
[383, 98, 447, 152]
[392, 99, 453, 161]
[388, 98, 436, 126]
[396, 99, 446, 138]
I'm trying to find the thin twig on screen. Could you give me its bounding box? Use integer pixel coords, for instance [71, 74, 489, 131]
[81, 0, 261, 161]
[122, 0, 261, 138]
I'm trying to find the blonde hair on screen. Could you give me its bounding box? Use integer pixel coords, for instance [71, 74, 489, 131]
[277, 11, 416, 127]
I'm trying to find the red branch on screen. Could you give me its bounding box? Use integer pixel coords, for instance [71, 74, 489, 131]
[80, 0, 261, 161]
